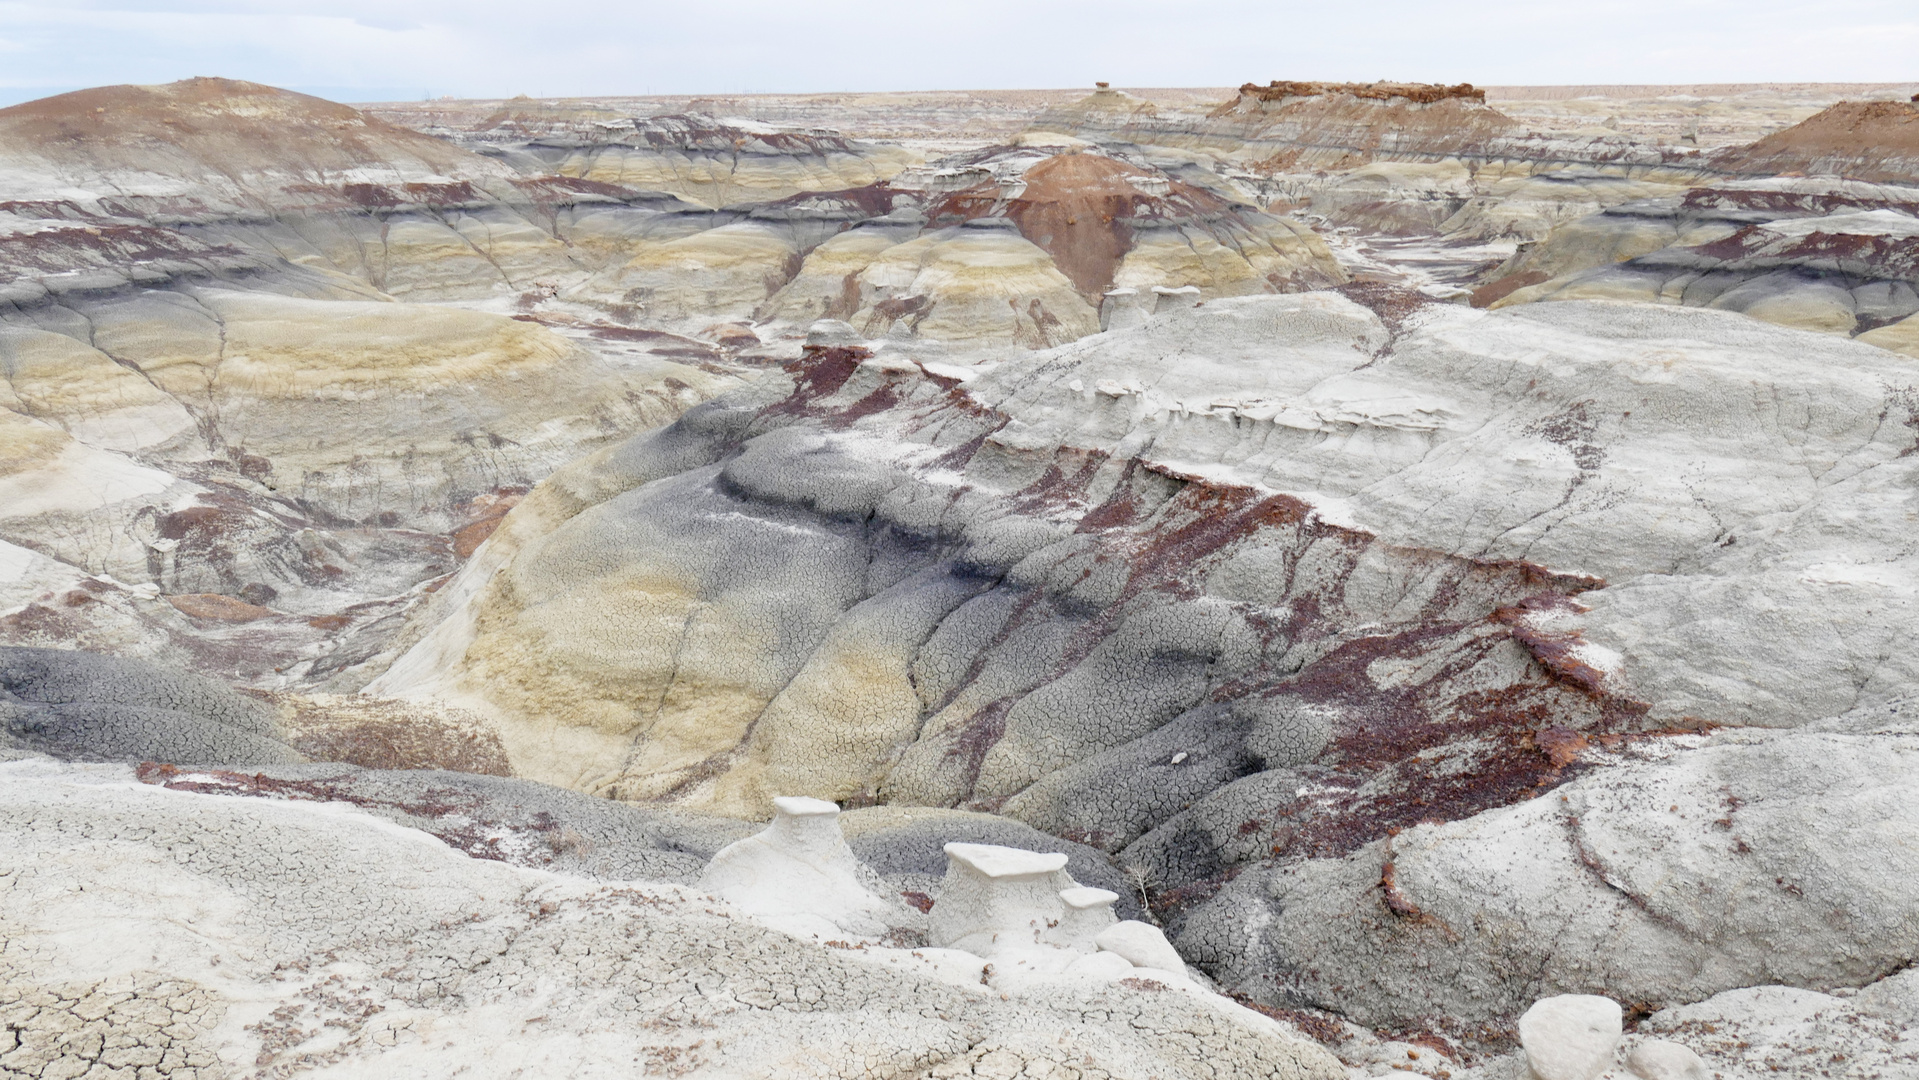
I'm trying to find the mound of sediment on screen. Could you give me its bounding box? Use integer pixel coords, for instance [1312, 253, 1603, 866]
[366, 291, 1919, 1040]
[1714, 99, 1919, 183]
[491, 112, 920, 208]
[1482, 176, 1919, 349]
[0, 77, 497, 202]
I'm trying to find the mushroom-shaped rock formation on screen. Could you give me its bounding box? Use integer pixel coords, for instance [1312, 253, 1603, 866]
[928, 842, 1072, 955]
[1519, 994, 1624, 1080]
[698, 795, 900, 937]
[1046, 886, 1120, 952]
[925, 842, 1213, 994]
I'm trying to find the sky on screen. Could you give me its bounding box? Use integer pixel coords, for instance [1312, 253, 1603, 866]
[1, 0, 1915, 107]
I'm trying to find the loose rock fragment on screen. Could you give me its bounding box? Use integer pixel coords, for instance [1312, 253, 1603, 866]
[1519, 994, 1623, 1080]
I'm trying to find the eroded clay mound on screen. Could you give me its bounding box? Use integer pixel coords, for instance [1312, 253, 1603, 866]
[363, 290, 1919, 1032]
[1713, 99, 1919, 184]
[1481, 176, 1919, 351]
[0, 645, 297, 764]
[508, 112, 921, 209]
[584, 144, 1344, 347]
[0, 77, 484, 192]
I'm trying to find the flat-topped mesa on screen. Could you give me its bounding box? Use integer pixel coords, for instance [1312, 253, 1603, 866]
[929, 842, 1072, 955]
[1225, 80, 1489, 109]
[1204, 78, 1517, 140]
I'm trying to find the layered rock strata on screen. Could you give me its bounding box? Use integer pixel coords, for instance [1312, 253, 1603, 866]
[581, 144, 1345, 346]
[1026, 82, 1713, 246]
[0, 79, 741, 681]
[482, 112, 920, 209]
[1479, 175, 1919, 352]
[368, 291, 1919, 1035]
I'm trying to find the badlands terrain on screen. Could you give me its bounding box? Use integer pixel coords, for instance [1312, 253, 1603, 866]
[3, 74, 1918, 1079]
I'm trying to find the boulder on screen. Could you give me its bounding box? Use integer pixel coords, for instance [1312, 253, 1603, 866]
[1518, 995, 1622, 1080]
[1095, 920, 1188, 975]
[1626, 1039, 1709, 1080]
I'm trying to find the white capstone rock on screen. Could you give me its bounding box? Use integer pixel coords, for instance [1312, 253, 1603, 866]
[1626, 1039, 1709, 1080]
[1094, 920, 1187, 973]
[1151, 283, 1202, 313]
[698, 795, 895, 936]
[1047, 886, 1120, 952]
[1519, 995, 1624, 1080]
[929, 842, 1071, 955]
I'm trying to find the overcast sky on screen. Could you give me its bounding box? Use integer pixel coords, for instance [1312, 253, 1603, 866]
[2, 0, 1915, 107]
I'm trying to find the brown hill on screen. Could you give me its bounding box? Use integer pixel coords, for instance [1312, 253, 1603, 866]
[0, 77, 493, 180]
[1714, 99, 1919, 182]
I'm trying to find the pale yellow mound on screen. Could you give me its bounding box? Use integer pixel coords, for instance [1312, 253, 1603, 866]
[854, 228, 1100, 347]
